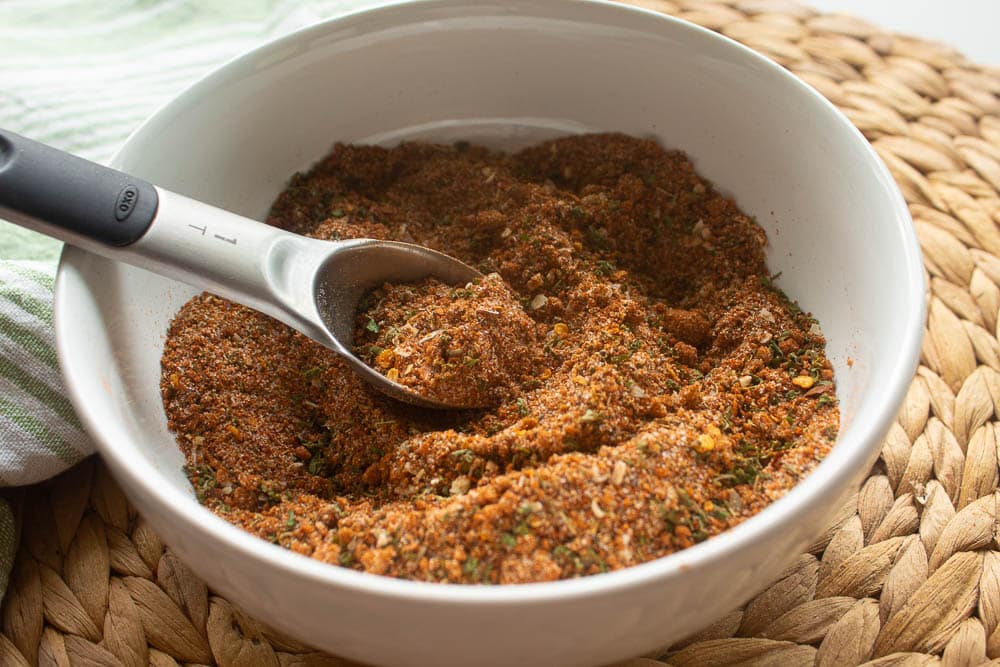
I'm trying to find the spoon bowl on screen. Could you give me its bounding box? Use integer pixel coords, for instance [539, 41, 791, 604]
[311, 239, 483, 408]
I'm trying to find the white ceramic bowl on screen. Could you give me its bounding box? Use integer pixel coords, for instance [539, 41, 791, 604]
[54, 1, 924, 665]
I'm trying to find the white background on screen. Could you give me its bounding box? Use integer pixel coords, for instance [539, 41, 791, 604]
[807, 0, 998, 65]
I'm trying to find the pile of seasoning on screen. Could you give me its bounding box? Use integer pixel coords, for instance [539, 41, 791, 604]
[161, 134, 839, 584]
[353, 273, 542, 407]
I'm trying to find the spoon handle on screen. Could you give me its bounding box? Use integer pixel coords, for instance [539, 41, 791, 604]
[0, 128, 326, 333]
[0, 129, 159, 247]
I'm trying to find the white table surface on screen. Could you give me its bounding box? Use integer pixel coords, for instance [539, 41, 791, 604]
[806, 0, 999, 65]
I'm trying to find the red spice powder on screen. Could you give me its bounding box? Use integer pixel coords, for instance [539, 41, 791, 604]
[354, 273, 542, 407]
[160, 134, 838, 584]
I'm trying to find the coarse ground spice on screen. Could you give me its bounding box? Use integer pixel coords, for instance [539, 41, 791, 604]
[354, 273, 542, 407]
[161, 133, 839, 584]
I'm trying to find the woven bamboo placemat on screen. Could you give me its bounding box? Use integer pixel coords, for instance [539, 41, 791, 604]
[5, 1, 1000, 665]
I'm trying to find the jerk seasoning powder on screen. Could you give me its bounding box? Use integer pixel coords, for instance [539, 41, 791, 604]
[161, 134, 838, 584]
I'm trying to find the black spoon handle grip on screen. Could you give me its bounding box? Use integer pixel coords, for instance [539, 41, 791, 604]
[0, 129, 158, 246]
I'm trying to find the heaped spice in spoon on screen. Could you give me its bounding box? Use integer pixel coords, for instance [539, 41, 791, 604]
[160, 133, 839, 584]
[353, 273, 542, 407]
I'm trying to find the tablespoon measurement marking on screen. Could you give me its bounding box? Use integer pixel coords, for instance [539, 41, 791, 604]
[188, 223, 237, 245]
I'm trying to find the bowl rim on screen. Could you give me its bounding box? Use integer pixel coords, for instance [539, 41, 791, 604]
[55, 0, 926, 604]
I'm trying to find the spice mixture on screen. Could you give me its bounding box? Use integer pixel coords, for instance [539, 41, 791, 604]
[161, 133, 839, 584]
[354, 273, 541, 407]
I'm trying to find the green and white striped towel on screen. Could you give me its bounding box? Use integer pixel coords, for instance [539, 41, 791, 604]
[0, 261, 91, 485]
[0, 0, 380, 600]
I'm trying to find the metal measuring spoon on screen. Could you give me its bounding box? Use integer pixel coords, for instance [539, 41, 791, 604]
[0, 129, 483, 409]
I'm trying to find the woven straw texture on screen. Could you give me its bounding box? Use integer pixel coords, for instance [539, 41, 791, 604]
[5, 1, 1000, 664]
